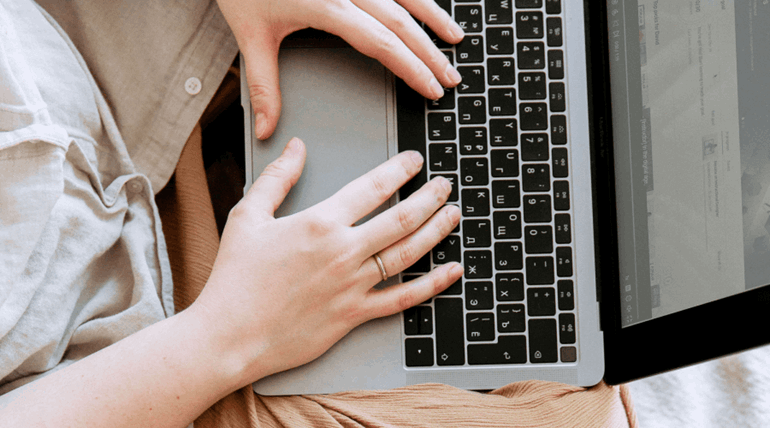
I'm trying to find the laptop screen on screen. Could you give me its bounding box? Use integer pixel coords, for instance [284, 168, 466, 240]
[606, 0, 770, 327]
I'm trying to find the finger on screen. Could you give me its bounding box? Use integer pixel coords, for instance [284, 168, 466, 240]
[313, 2, 446, 100]
[240, 29, 284, 140]
[355, 176, 452, 256]
[350, 0, 462, 87]
[316, 150, 424, 225]
[363, 262, 463, 320]
[243, 138, 307, 217]
[395, 0, 465, 45]
[359, 204, 460, 284]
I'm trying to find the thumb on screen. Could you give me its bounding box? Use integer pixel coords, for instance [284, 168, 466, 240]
[244, 137, 306, 218]
[242, 32, 283, 140]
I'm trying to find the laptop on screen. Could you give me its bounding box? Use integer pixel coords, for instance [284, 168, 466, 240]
[241, 1, 770, 395]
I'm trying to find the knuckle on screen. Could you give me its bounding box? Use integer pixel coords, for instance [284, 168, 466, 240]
[388, 5, 412, 34]
[396, 206, 419, 232]
[397, 242, 417, 268]
[305, 215, 336, 237]
[227, 201, 248, 222]
[369, 173, 394, 201]
[397, 288, 416, 312]
[370, 28, 399, 59]
[248, 78, 274, 103]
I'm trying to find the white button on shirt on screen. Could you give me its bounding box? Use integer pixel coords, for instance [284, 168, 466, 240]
[185, 77, 202, 95]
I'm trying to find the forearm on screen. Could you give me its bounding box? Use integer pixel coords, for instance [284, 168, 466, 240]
[0, 305, 251, 428]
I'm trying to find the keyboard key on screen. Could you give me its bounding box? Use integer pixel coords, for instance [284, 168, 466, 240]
[554, 213, 571, 244]
[545, 0, 561, 14]
[561, 346, 577, 363]
[553, 180, 570, 210]
[396, 80, 427, 201]
[464, 250, 493, 278]
[486, 27, 514, 55]
[497, 304, 525, 332]
[457, 35, 484, 63]
[526, 256, 554, 285]
[487, 57, 515, 85]
[496, 273, 524, 301]
[460, 127, 488, 155]
[521, 133, 549, 161]
[405, 338, 435, 367]
[559, 313, 576, 344]
[548, 50, 565, 79]
[468, 335, 527, 364]
[405, 253, 431, 273]
[441, 277, 463, 295]
[516, 11, 544, 39]
[494, 241, 523, 270]
[403, 307, 420, 335]
[435, 0, 452, 15]
[485, 0, 513, 24]
[430, 174, 459, 202]
[435, 298, 465, 365]
[457, 66, 485, 93]
[428, 113, 457, 140]
[546, 17, 563, 46]
[523, 194, 552, 223]
[455, 5, 483, 33]
[492, 180, 521, 208]
[426, 87, 456, 110]
[520, 103, 548, 130]
[428, 143, 458, 171]
[522, 164, 550, 192]
[519, 72, 547, 100]
[466, 312, 495, 341]
[549, 82, 566, 112]
[465, 281, 494, 311]
[494, 210, 522, 239]
[550, 115, 567, 145]
[491, 149, 519, 177]
[489, 88, 517, 116]
[517, 42, 545, 69]
[557, 279, 575, 310]
[458, 97, 487, 123]
[556, 247, 573, 277]
[463, 219, 491, 247]
[419, 306, 434, 335]
[527, 287, 556, 316]
[461, 157, 489, 186]
[552, 148, 569, 177]
[524, 225, 553, 254]
[462, 188, 490, 216]
[433, 234, 461, 264]
[529, 319, 558, 363]
[490, 119, 518, 146]
[516, 0, 542, 7]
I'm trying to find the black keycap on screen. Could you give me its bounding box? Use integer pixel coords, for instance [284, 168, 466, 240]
[490, 119, 518, 146]
[517, 42, 545, 69]
[496, 273, 524, 301]
[428, 113, 457, 141]
[396, 80, 427, 201]
[460, 127, 487, 155]
[523, 194, 552, 223]
[433, 234, 461, 264]
[435, 0, 452, 15]
[460, 157, 489, 186]
[466, 312, 495, 341]
[559, 313, 576, 344]
[427, 87, 456, 110]
[529, 318, 558, 363]
[435, 298, 465, 365]
[486, 27, 514, 55]
[455, 5, 483, 33]
[492, 180, 521, 208]
[516, 11, 544, 39]
[463, 219, 491, 247]
[553, 180, 570, 210]
[524, 225, 553, 254]
[549, 82, 566, 112]
[561, 346, 577, 362]
[494, 210, 522, 239]
[419, 306, 434, 335]
[552, 148, 569, 177]
[545, 0, 561, 14]
[457, 35, 484, 63]
[557, 279, 575, 310]
[556, 247, 573, 277]
[522, 164, 550, 192]
[527, 287, 556, 316]
[546, 17, 563, 46]
[491, 149, 519, 177]
[404, 307, 420, 335]
[405, 253, 431, 273]
[458, 97, 487, 124]
[405, 338, 435, 366]
[485, 0, 513, 24]
[441, 277, 463, 296]
[516, 0, 542, 7]
[428, 143, 458, 171]
[468, 335, 527, 364]
[550, 115, 567, 145]
[464, 251, 493, 279]
[526, 256, 554, 285]
[430, 174, 459, 202]
[424, 26, 451, 49]
[487, 57, 515, 85]
[494, 241, 523, 270]
[498, 304, 526, 332]
[520, 103, 548, 130]
[548, 50, 565, 79]
[521, 133, 549, 161]
[489, 88, 517, 116]
[462, 188, 490, 216]
[554, 213, 571, 244]
[457, 66, 485, 93]
[519, 72, 547, 100]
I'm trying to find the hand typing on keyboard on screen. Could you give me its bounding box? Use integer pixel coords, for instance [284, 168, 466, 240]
[193, 138, 463, 381]
[217, 0, 465, 140]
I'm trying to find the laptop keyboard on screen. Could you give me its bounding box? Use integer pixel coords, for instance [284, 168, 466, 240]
[397, 0, 578, 367]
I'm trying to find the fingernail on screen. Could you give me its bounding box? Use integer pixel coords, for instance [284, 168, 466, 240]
[449, 262, 464, 278]
[284, 137, 301, 154]
[447, 204, 461, 223]
[446, 64, 462, 86]
[429, 78, 444, 100]
[438, 176, 452, 193]
[451, 23, 465, 40]
[255, 112, 267, 139]
[408, 150, 424, 166]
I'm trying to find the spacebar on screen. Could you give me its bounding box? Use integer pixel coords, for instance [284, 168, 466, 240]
[435, 298, 465, 366]
[396, 78, 427, 201]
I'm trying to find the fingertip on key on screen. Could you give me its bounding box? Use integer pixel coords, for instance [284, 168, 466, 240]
[429, 78, 444, 99]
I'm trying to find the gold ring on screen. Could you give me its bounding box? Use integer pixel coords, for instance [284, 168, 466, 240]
[373, 253, 388, 281]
